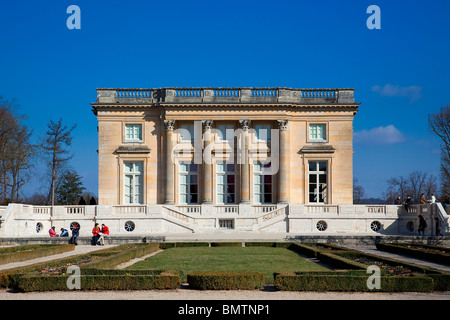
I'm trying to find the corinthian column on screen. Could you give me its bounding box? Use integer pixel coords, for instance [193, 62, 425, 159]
[164, 120, 175, 204]
[239, 120, 251, 204]
[202, 120, 213, 204]
[277, 120, 289, 204]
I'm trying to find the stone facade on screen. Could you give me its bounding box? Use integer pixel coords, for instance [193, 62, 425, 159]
[92, 87, 359, 207]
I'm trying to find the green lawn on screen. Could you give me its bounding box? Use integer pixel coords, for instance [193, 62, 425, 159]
[126, 246, 330, 283]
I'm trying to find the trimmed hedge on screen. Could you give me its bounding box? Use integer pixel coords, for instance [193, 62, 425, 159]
[376, 243, 450, 266]
[0, 244, 75, 265]
[210, 242, 243, 247]
[1, 243, 161, 290]
[15, 270, 181, 292]
[159, 242, 210, 249]
[274, 272, 434, 292]
[187, 271, 265, 290]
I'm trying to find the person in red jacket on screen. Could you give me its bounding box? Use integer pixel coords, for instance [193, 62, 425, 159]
[97, 224, 109, 246]
[92, 223, 100, 245]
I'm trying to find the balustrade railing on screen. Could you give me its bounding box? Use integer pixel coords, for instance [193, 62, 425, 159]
[306, 205, 338, 214]
[96, 87, 355, 104]
[176, 205, 201, 214]
[113, 205, 146, 214]
[252, 205, 277, 214]
[66, 206, 85, 214]
[214, 205, 239, 214]
[366, 206, 386, 214]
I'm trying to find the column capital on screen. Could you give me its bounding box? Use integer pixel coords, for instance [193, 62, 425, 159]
[164, 119, 176, 131]
[202, 120, 213, 132]
[277, 120, 288, 131]
[239, 119, 251, 131]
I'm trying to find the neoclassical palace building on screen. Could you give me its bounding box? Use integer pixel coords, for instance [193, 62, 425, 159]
[92, 87, 358, 208]
[0, 87, 448, 238]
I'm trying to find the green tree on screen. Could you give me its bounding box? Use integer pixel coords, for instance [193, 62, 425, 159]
[55, 169, 85, 205]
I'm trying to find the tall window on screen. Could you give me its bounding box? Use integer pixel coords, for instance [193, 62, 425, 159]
[216, 162, 235, 204]
[125, 124, 142, 141]
[253, 161, 273, 204]
[124, 162, 143, 204]
[179, 162, 198, 204]
[180, 124, 195, 142]
[255, 124, 271, 142]
[217, 124, 234, 142]
[308, 161, 328, 203]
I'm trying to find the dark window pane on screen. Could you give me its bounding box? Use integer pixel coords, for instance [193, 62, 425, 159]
[319, 161, 327, 172]
[264, 184, 272, 193]
[309, 161, 317, 171]
[227, 164, 235, 172]
[190, 185, 198, 193]
[190, 194, 198, 203]
[227, 185, 235, 193]
[227, 175, 235, 184]
[319, 174, 326, 183]
[310, 174, 317, 183]
[310, 193, 316, 202]
[264, 175, 272, 184]
[190, 175, 198, 184]
[264, 193, 272, 203]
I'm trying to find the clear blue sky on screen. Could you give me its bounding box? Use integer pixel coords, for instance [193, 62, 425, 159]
[0, 0, 449, 199]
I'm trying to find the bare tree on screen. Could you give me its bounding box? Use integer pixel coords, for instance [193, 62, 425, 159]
[0, 97, 37, 203]
[353, 178, 365, 204]
[5, 124, 37, 202]
[429, 105, 450, 199]
[41, 119, 76, 206]
[385, 170, 439, 204]
[407, 170, 428, 202]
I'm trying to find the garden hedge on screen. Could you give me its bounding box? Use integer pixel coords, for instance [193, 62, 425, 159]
[15, 270, 181, 292]
[187, 271, 265, 290]
[375, 243, 450, 266]
[0, 244, 74, 265]
[274, 272, 434, 292]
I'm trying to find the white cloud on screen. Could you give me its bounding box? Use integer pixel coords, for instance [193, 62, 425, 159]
[354, 125, 406, 145]
[372, 84, 423, 102]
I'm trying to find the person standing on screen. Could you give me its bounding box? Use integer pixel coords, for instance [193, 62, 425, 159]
[418, 215, 427, 237]
[404, 196, 412, 212]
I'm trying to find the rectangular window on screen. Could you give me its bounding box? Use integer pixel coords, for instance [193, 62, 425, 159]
[179, 162, 198, 204]
[125, 124, 142, 141]
[308, 161, 328, 203]
[180, 124, 195, 141]
[253, 161, 273, 204]
[124, 161, 143, 204]
[309, 124, 326, 141]
[255, 124, 271, 142]
[216, 162, 236, 204]
[217, 124, 234, 142]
